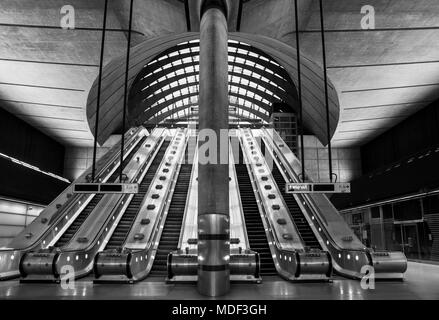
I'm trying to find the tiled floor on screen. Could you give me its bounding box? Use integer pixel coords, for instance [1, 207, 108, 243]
[0, 262, 438, 300]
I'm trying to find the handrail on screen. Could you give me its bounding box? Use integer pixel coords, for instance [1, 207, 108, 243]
[177, 137, 198, 250]
[259, 128, 386, 279]
[17, 129, 167, 281]
[229, 139, 250, 249]
[0, 128, 143, 253]
[261, 127, 367, 252]
[237, 128, 335, 281]
[122, 128, 187, 252]
[0, 127, 147, 280]
[113, 129, 189, 281]
[60, 129, 167, 255]
[9, 127, 145, 251]
[144, 129, 188, 252]
[238, 129, 296, 257]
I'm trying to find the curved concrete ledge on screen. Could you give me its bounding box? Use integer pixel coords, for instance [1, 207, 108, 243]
[86, 32, 340, 146]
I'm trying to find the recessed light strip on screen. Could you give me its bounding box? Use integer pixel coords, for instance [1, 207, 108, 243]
[0, 152, 70, 183]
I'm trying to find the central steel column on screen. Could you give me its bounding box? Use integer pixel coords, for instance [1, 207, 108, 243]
[197, 0, 230, 296]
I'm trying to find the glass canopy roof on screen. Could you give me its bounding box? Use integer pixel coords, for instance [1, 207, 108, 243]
[128, 39, 297, 126]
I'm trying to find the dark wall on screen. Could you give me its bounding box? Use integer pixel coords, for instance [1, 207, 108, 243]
[0, 107, 65, 175]
[332, 147, 439, 209]
[0, 107, 68, 204]
[362, 101, 439, 174]
[332, 99, 439, 209]
[0, 157, 69, 205]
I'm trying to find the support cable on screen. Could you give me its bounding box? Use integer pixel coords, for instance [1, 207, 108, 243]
[294, 0, 306, 183]
[91, 0, 109, 182]
[319, 0, 334, 182]
[119, 0, 135, 182]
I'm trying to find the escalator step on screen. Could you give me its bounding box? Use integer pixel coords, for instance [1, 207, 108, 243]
[105, 141, 171, 250]
[55, 136, 147, 248]
[270, 162, 321, 250]
[235, 157, 276, 276]
[150, 141, 195, 277]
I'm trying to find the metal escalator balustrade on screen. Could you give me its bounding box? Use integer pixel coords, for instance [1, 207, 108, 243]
[93, 130, 188, 283]
[259, 127, 407, 280]
[18, 134, 155, 282]
[266, 147, 321, 250]
[54, 195, 104, 247]
[54, 136, 148, 248]
[166, 139, 261, 283]
[235, 142, 276, 276]
[104, 140, 170, 250]
[149, 154, 192, 276]
[238, 129, 332, 281]
[0, 129, 144, 281]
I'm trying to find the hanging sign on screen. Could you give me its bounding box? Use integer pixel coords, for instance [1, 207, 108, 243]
[73, 183, 139, 194]
[286, 183, 351, 194]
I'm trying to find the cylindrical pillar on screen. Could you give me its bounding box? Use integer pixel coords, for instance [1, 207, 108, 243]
[197, 2, 230, 297]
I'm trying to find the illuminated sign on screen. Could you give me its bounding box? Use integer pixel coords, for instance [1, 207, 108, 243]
[73, 183, 139, 194]
[286, 183, 351, 194]
[288, 184, 312, 192]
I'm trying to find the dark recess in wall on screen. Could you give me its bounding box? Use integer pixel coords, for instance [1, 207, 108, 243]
[332, 99, 439, 209]
[0, 157, 69, 205]
[361, 100, 439, 174]
[0, 106, 65, 175]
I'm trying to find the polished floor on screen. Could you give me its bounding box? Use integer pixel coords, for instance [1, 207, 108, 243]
[0, 262, 438, 300]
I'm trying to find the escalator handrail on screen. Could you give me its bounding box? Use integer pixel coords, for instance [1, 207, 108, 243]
[261, 127, 369, 256]
[0, 127, 145, 253]
[259, 128, 389, 278]
[46, 127, 148, 228]
[58, 131, 167, 255]
[229, 138, 250, 249]
[144, 130, 189, 252]
[238, 130, 296, 256]
[46, 130, 174, 280]
[238, 129, 310, 280]
[177, 138, 198, 249]
[126, 128, 188, 253]
[117, 130, 190, 280]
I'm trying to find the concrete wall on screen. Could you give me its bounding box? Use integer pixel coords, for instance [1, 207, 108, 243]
[0, 198, 44, 248]
[241, 0, 297, 45]
[300, 135, 362, 183]
[112, 0, 187, 44]
[63, 135, 121, 181]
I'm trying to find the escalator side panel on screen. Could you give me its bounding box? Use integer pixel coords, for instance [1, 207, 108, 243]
[233, 137, 276, 276]
[261, 140, 321, 250]
[105, 140, 171, 250]
[54, 136, 148, 248]
[149, 164, 192, 276]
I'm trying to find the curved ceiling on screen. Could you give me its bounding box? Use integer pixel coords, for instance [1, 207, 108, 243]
[127, 39, 298, 127]
[86, 32, 340, 146]
[1, 1, 439, 150]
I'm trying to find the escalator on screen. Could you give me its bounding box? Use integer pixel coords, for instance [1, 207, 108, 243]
[258, 128, 408, 280]
[261, 140, 321, 249]
[149, 142, 193, 276]
[235, 144, 277, 276]
[55, 194, 104, 247]
[104, 140, 171, 250]
[271, 165, 321, 250]
[54, 136, 148, 248]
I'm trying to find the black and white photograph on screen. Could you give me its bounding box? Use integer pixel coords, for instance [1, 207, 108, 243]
[0, 0, 438, 314]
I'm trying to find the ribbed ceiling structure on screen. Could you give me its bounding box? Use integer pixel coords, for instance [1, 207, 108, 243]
[1, 1, 438, 149]
[128, 39, 297, 127]
[86, 32, 339, 146]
